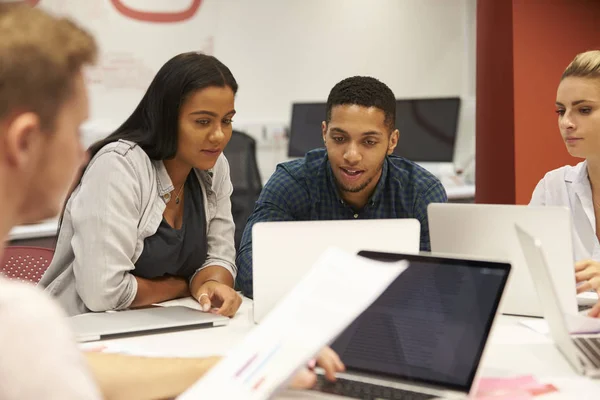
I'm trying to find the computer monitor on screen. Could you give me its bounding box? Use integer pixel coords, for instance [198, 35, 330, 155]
[287, 97, 461, 163]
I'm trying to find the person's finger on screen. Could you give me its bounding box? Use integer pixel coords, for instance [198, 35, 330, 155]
[576, 260, 593, 272]
[588, 301, 600, 318]
[319, 347, 345, 372]
[215, 289, 240, 317]
[330, 351, 345, 372]
[318, 354, 338, 381]
[577, 281, 592, 294]
[196, 290, 212, 312]
[575, 269, 597, 283]
[589, 277, 600, 292]
[289, 368, 317, 389]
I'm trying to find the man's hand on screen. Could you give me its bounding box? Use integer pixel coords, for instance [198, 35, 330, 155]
[290, 347, 345, 389]
[192, 280, 242, 317]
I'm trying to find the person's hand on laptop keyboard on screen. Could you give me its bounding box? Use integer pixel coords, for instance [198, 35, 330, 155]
[290, 347, 346, 389]
[576, 260, 600, 318]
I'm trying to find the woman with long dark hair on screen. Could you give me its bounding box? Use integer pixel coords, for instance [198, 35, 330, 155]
[41, 52, 242, 317]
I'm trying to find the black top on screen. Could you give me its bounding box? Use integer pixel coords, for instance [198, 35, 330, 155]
[134, 172, 208, 280]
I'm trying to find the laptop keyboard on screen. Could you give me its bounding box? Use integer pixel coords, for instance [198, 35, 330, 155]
[578, 304, 593, 313]
[573, 337, 600, 368]
[313, 375, 437, 400]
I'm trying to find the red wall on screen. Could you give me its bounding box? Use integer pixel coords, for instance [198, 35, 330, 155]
[476, 0, 515, 204]
[513, 0, 600, 204]
[476, 0, 600, 204]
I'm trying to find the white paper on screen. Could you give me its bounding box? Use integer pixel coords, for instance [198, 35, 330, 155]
[564, 313, 600, 334]
[519, 319, 550, 335]
[520, 313, 600, 336]
[177, 247, 408, 400]
[544, 376, 600, 399]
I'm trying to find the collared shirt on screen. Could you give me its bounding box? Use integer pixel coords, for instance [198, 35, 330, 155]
[530, 160, 600, 262]
[0, 278, 101, 399]
[40, 139, 236, 316]
[236, 148, 448, 297]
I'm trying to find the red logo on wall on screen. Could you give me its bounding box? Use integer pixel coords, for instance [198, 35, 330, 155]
[24, 0, 41, 6]
[110, 0, 202, 23]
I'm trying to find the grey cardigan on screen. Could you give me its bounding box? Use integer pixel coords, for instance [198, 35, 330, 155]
[40, 140, 237, 316]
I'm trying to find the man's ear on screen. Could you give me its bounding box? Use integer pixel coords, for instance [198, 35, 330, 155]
[321, 121, 328, 144]
[387, 128, 399, 155]
[4, 112, 42, 168]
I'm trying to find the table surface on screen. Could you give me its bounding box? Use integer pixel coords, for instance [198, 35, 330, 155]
[92, 297, 600, 399]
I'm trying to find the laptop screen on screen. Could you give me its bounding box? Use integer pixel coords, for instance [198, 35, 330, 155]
[330, 251, 510, 392]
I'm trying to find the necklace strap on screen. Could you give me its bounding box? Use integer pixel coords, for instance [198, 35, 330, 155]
[174, 182, 185, 201]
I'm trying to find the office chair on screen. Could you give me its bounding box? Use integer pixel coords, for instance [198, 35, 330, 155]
[223, 130, 263, 251]
[0, 246, 54, 285]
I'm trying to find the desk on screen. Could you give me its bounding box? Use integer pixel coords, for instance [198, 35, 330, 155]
[445, 184, 475, 201]
[6, 183, 474, 242]
[8, 218, 58, 241]
[94, 298, 600, 399]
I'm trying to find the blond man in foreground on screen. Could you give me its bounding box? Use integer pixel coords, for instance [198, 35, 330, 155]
[0, 4, 341, 399]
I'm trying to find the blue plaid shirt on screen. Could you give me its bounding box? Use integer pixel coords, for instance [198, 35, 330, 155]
[236, 148, 447, 297]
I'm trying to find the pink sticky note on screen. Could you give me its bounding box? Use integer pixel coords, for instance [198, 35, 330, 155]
[476, 394, 532, 400]
[475, 376, 558, 399]
[477, 376, 538, 393]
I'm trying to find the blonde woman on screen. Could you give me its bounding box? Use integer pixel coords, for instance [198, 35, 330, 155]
[530, 50, 600, 315]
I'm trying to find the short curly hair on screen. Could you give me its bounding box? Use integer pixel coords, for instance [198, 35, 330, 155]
[326, 76, 396, 130]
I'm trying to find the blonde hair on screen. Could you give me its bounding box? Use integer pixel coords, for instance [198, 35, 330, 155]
[562, 50, 600, 80]
[0, 4, 97, 128]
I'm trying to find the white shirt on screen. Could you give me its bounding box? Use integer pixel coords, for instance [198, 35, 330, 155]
[40, 140, 236, 316]
[0, 278, 101, 399]
[529, 160, 600, 262]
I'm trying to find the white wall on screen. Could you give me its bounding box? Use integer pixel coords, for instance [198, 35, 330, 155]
[38, 0, 476, 183]
[215, 0, 466, 125]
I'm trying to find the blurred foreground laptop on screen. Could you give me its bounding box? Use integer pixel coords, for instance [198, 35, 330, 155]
[70, 305, 229, 342]
[515, 225, 600, 378]
[428, 203, 577, 318]
[290, 251, 511, 400]
[252, 219, 421, 323]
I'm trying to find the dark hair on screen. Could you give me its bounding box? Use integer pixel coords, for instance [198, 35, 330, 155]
[326, 76, 396, 130]
[57, 52, 237, 231]
[88, 52, 238, 161]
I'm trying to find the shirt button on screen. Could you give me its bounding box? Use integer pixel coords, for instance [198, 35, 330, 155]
[353, 214, 358, 219]
[163, 193, 171, 201]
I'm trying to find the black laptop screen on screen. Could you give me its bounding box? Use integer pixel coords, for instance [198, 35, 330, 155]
[330, 252, 510, 392]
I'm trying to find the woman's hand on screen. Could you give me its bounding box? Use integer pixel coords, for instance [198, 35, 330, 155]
[575, 260, 600, 318]
[192, 280, 242, 317]
[575, 260, 600, 295]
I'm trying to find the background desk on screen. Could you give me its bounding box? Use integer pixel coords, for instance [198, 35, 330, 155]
[92, 298, 600, 399]
[7, 184, 474, 246]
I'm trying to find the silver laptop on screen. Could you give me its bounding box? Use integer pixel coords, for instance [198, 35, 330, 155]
[288, 251, 511, 400]
[252, 219, 421, 323]
[515, 225, 600, 377]
[428, 203, 577, 318]
[69, 305, 229, 342]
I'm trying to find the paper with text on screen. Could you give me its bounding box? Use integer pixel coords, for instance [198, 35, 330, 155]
[178, 247, 408, 400]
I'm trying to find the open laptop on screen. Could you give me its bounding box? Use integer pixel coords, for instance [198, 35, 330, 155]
[252, 219, 421, 323]
[297, 251, 510, 399]
[69, 305, 229, 342]
[428, 203, 577, 318]
[515, 225, 600, 377]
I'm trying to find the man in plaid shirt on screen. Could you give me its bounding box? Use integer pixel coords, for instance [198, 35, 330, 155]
[236, 76, 448, 297]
